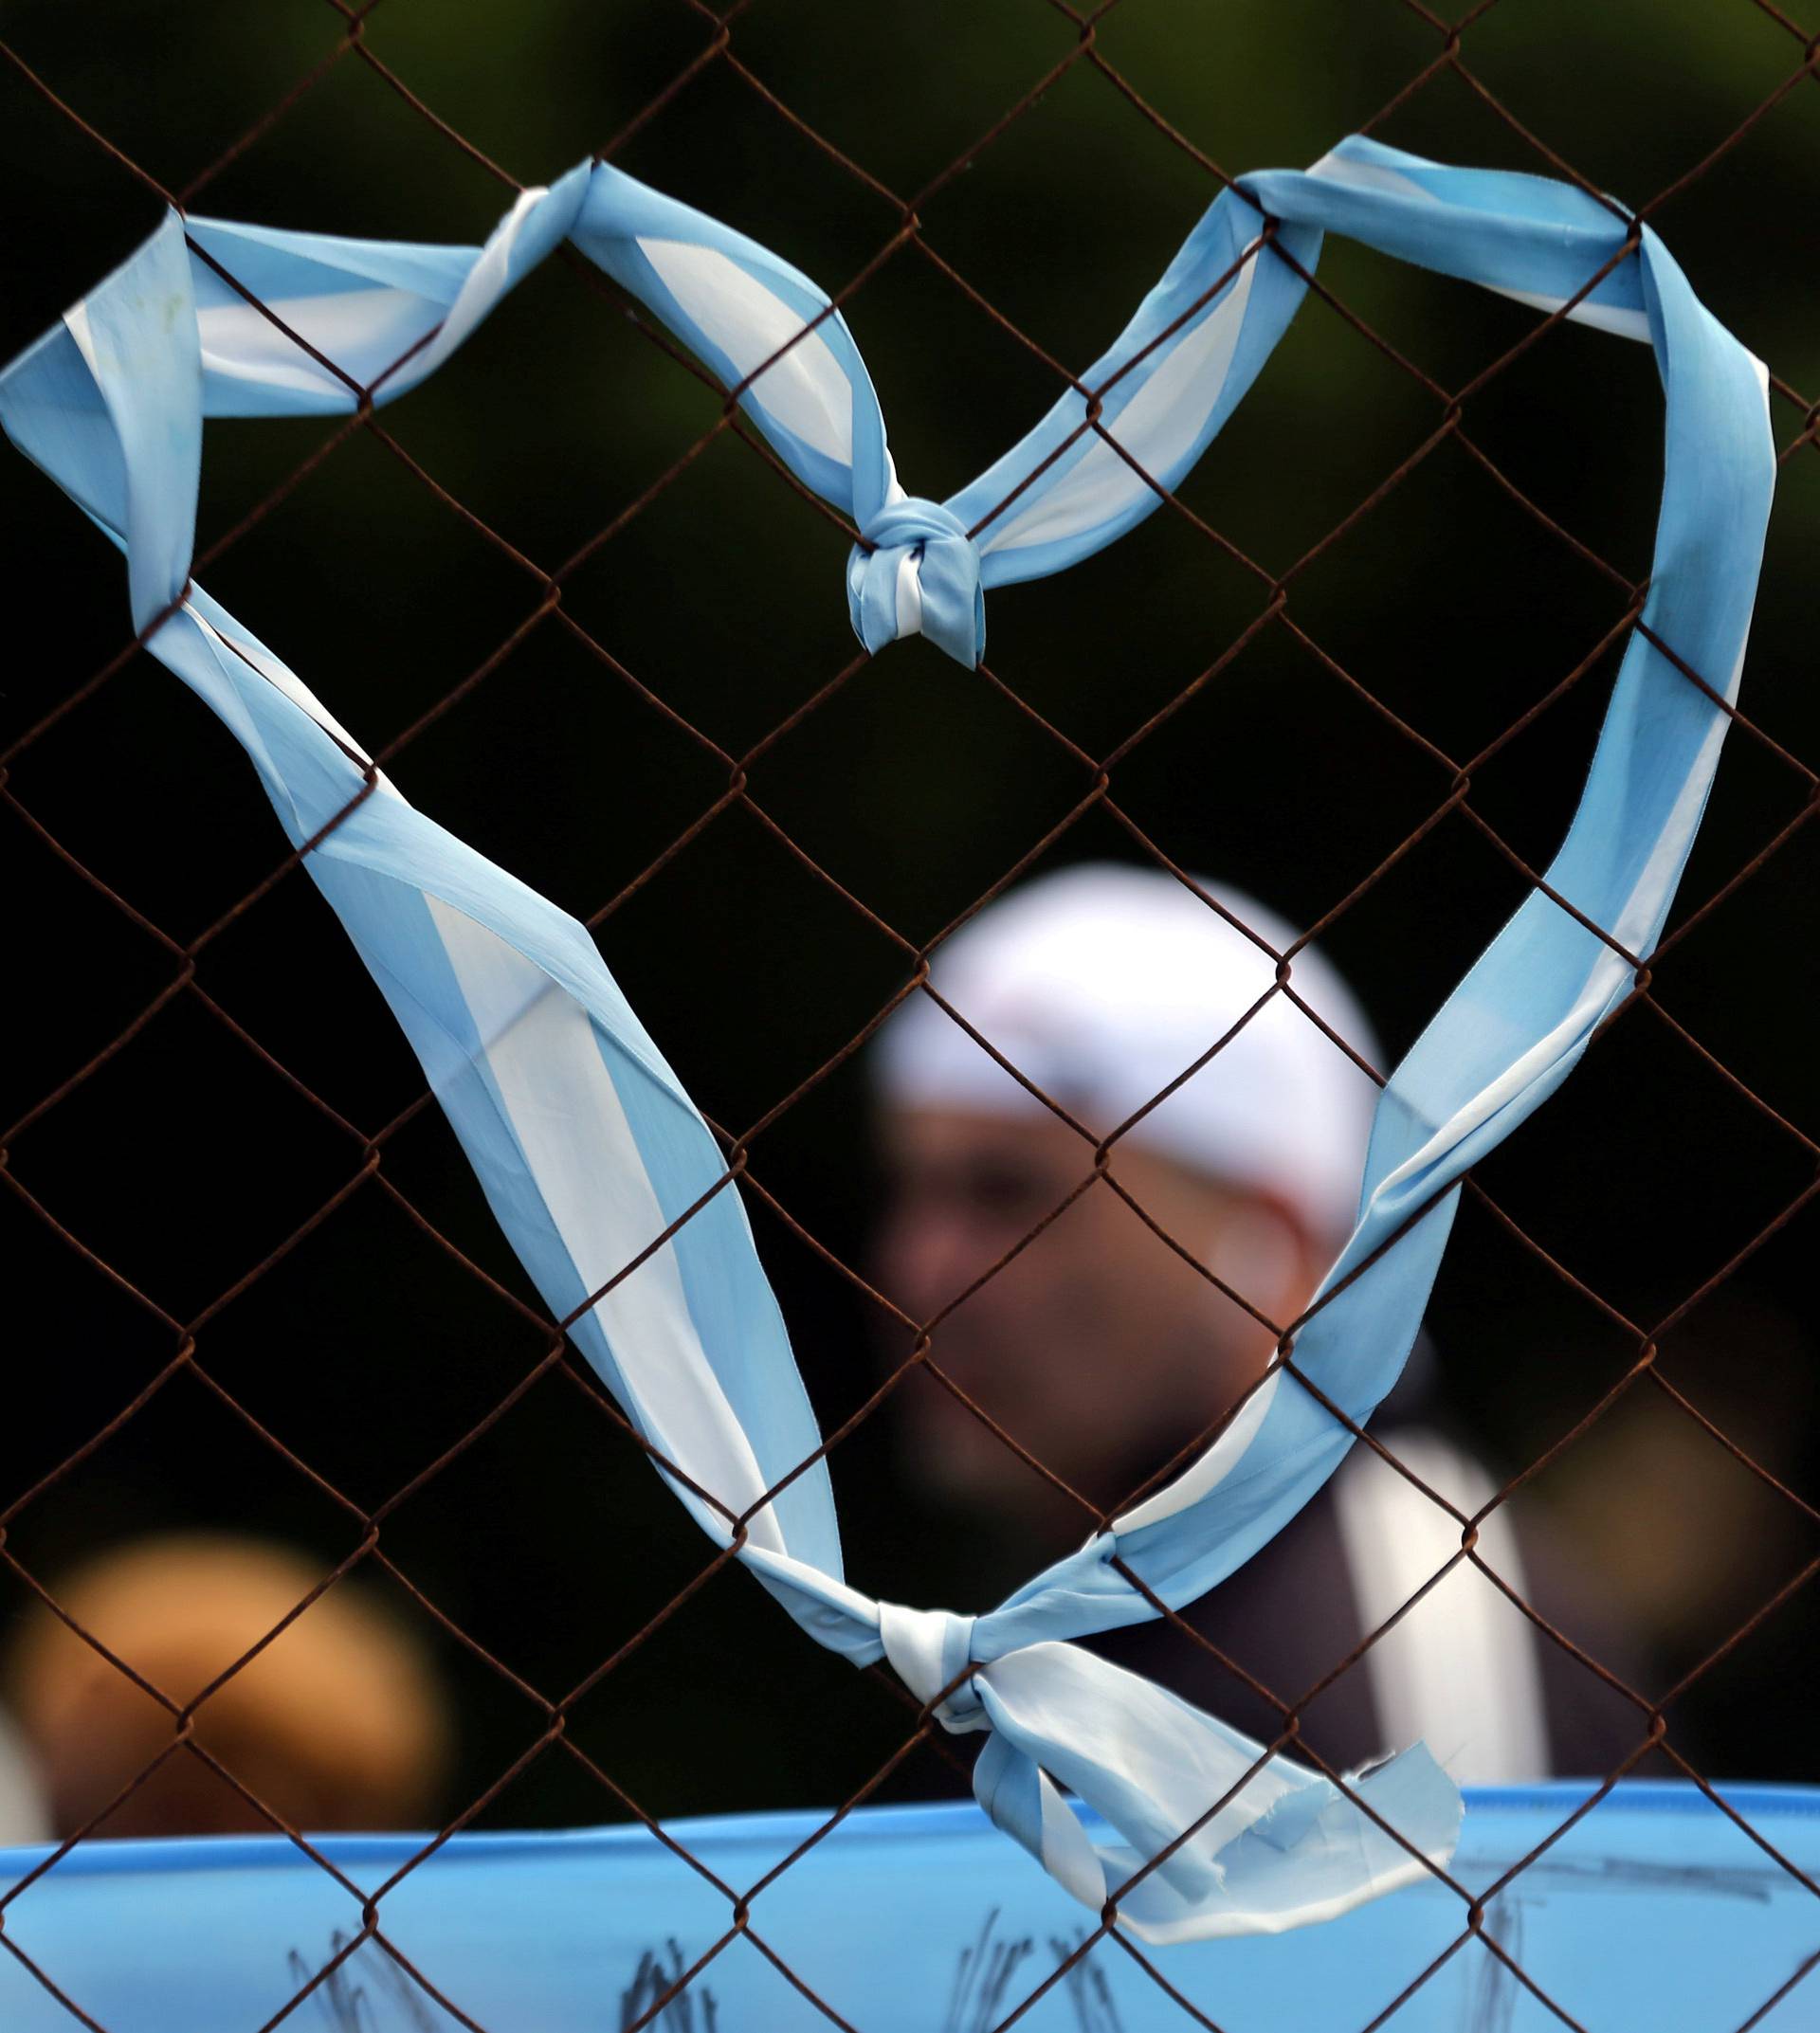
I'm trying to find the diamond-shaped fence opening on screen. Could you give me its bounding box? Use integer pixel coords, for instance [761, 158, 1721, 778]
[2, 4, 1819, 2029]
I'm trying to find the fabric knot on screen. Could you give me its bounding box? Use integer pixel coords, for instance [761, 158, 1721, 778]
[845, 497, 985, 668]
[877, 1602, 988, 1734]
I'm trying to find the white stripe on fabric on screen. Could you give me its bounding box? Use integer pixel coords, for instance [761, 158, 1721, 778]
[980, 251, 1260, 558]
[1608, 632, 1750, 957]
[61, 299, 98, 375]
[425, 894, 784, 1554]
[414, 185, 554, 379]
[1036, 1769, 1109, 1909]
[1485, 285, 1652, 343]
[1365, 947, 1632, 1213]
[1331, 1431, 1548, 1785]
[1306, 151, 1651, 342]
[1305, 150, 1432, 204]
[184, 601, 386, 777]
[637, 237, 853, 464]
[1111, 1368, 1281, 1535]
[1614, 726, 1728, 956]
[892, 548, 923, 640]
[195, 288, 435, 401]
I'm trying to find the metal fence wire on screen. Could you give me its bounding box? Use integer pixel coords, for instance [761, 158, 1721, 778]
[1, 2, 1819, 2028]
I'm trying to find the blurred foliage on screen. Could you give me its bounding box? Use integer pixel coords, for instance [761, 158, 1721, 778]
[1, 0, 1818, 1827]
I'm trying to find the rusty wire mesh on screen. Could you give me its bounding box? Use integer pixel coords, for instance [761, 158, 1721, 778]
[1, 1, 1819, 2027]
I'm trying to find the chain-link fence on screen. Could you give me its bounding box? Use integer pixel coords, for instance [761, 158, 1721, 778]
[2, 2, 1818, 2027]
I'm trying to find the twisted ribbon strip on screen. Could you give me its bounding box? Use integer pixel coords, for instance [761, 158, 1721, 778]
[0, 137, 1771, 1944]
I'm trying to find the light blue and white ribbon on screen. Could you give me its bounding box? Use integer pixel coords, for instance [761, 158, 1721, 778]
[0, 136, 1772, 1944]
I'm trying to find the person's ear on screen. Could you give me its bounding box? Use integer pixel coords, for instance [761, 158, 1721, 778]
[1203, 1201, 1308, 1327]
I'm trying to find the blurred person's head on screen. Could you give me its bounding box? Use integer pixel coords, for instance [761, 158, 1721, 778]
[8, 1534, 451, 1840]
[872, 862, 1380, 1538]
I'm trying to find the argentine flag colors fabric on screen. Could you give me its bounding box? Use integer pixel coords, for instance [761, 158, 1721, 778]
[0, 137, 1774, 1942]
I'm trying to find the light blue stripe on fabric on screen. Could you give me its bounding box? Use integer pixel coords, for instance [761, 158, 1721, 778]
[0, 136, 1773, 1946]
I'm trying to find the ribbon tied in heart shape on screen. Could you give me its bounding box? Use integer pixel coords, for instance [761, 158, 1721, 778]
[0, 136, 1773, 1943]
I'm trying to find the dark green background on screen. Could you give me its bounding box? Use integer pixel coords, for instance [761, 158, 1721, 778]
[1, 0, 1816, 1826]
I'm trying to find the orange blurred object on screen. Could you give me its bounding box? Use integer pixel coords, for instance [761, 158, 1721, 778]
[8, 1534, 451, 1840]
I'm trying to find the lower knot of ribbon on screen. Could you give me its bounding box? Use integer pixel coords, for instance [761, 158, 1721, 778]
[877, 1602, 988, 1734]
[845, 497, 985, 669]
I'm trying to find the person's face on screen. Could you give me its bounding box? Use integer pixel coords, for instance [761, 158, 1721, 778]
[873, 1106, 1318, 1537]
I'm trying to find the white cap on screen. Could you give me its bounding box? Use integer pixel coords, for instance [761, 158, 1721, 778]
[874, 862, 1381, 1244]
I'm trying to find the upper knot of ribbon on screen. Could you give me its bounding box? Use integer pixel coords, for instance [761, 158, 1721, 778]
[877, 1602, 988, 1734]
[845, 497, 985, 670]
